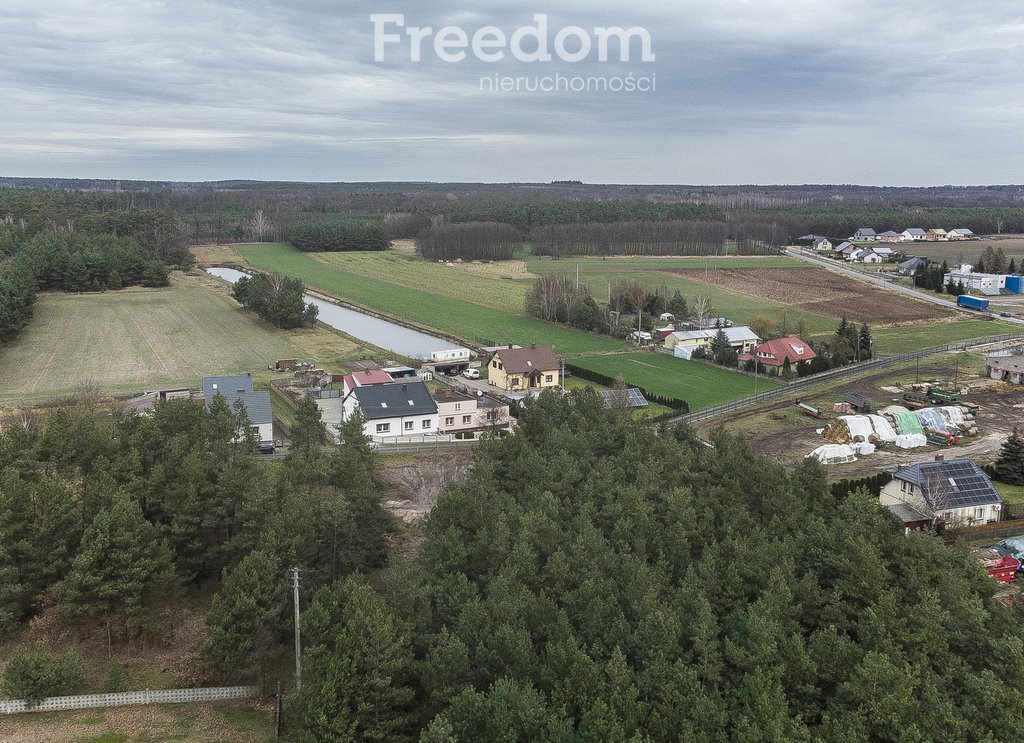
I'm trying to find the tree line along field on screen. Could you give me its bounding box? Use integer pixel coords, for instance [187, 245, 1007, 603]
[0, 275, 338, 404]
[233, 243, 624, 354]
[570, 352, 780, 411]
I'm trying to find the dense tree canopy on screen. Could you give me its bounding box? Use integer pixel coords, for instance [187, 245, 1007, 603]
[288, 390, 1024, 741]
[287, 217, 390, 252]
[232, 272, 318, 329]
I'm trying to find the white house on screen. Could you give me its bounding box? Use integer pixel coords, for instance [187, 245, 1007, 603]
[811, 236, 833, 251]
[879, 457, 1002, 528]
[343, 380, 438, 439]
[858, 250, 885, 264]
[434, 389, 511, 435]
[666, 326, 761, 359]
[853, 228, 877, 241]
[901, 228, 927, 241]
[947, 228, 975, 240]
[203, 374, 275, 452]
[944, 266, 1008, 296]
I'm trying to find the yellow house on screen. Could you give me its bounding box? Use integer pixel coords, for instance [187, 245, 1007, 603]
[489, 346, 560, 391]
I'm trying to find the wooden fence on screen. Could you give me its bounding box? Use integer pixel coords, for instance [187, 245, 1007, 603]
[0, 685, 259, 715]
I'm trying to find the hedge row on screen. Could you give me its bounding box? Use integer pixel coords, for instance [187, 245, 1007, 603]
[565, 363, 689, 413]
[830, 471, 894, 500]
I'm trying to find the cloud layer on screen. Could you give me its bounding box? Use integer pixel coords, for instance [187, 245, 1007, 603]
[1, 1, 1022, 184]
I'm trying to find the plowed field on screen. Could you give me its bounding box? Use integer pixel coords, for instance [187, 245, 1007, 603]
[673, 268, 954, 325]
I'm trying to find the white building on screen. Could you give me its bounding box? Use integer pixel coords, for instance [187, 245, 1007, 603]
[880, 457, 1002, 528]
[944, 265, 1010, 295]
[853, 228, 877, 241]
[343, 380, 438, 439]
[901, 228, 927, 241]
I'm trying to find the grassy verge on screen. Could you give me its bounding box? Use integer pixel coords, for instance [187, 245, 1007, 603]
[995, 482, 1024, 505]
[234, 243, 624, 354]
[570, 351, 781, 411]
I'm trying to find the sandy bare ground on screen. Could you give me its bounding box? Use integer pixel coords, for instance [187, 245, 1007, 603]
[378, 451, 475, 525]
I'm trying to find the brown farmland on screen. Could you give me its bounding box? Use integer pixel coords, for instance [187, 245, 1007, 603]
[674, 268, 955, 326]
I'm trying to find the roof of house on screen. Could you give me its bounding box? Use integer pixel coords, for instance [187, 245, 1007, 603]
[203, 374, 254, 399]
[855, 228, 877, 235]
[893, 459, 1001, 511]
[493, 346, 559, 374]
[928, 228, 947, 235]
[741, 336, 817, 367]
[899, 256, 928, 270]
[669, 326, 760, 344]
[989, 355, 1024, 374]
[903, 228, 927, 235]
[885, 501, 932, 524]
[207, 389, 273, 425]
[345, 370, 393, 388]
[871, 246, 895, 255]
[949, 228, 974, 235]
[878, 231, 900, 237]
[351, 381, 438, 420]
[841, 244, 861, 254]
[433, 389, 478, 405]
[812, 236, 831, 244]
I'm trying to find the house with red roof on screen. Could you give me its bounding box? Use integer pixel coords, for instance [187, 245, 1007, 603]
[341, 370, 394, 396]
[738, 336, 817, 375]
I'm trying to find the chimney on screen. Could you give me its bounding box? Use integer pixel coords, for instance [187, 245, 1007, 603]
[935, 453, 944, 462]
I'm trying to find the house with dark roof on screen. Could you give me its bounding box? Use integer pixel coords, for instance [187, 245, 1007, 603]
[880, 456, 1002, 528]
[489, 345, 560, 391]
[203, 374, 275, 451]
[343, 380, 438, 438]
[898, 256, 928, 275]
[433, 388, 511, 435]
[853, 228, 877, 241]
[738, 336, 817, 375]
[833, 241, 854, 255]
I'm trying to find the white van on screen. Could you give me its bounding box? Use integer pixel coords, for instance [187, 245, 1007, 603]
[462, 368, 481, 380]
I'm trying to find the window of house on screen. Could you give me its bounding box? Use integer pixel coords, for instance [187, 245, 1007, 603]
[376, 423, 390, 433]
[975, 507, 985, 520]
[422, 420, 431, 429]
[901, 481, 906, 492]
[463, 415, 472, 424]
[545, 375, 553, 383]
[404, 421, 414, 431]
[486, 411, 497, 421]
[455, 403, 461, 411]
[445, 416, 454, 426]
[942, 512, 952, 522]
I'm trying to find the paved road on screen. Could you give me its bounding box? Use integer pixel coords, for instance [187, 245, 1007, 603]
[785, 248, 1024, 326]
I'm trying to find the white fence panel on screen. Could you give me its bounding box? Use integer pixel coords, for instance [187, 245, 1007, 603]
[0, 685, 258, 715]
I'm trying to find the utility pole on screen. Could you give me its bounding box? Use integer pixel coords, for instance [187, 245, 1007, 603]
[290, 567, 302, 691]
[576, 263, 580, 290]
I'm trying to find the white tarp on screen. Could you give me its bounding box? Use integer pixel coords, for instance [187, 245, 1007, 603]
[867, 415, 899, 442]
[839, 415, 875, 442]
[807, 444, 857, 464]
[853, 442, 876, 455]
[895, 433, 928, 449]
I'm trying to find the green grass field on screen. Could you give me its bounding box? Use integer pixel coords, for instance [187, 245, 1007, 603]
[569, 351, 781, 411]
[0, 283, 304, 403]
[234, 243, 623, 354]
[869, 319, 1020, 355]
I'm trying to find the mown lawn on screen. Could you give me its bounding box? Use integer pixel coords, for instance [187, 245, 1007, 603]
[527, 254, 808, 272]
[235, 244, 623, 354]
[569, 352, 781, 411]
[869, 319, 1020, 355]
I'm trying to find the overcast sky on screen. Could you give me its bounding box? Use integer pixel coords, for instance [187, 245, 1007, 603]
[1, 1, 1022, 185]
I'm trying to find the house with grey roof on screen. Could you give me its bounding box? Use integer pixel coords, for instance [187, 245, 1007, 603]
[898, 256, 928, 275]
[343, 380, 438, 439]
[901, 228, 927, 241]
[203, 374, 275, 451]
[853, 228, 877, 241]
[988, 355, 1024, 384]
[665, 326, 761, 359]
[880, 456, 1002, 528]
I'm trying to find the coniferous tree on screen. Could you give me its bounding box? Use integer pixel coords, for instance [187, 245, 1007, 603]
[59, 490, 176, 645]
[994, 428, 1024, 485]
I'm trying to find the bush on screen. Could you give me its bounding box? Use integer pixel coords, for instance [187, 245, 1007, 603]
[2, 647, 85, 705]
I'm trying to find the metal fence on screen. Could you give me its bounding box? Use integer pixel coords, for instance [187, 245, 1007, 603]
[667, 333, 1024, 427]
[0, 685, 259, 715]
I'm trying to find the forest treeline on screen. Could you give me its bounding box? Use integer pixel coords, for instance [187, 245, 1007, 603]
[286, 216, 389, 252]
[5, 391, 1024, 739]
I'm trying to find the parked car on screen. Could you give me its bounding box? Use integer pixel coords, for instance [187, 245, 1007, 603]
[462, 368, 481, 379]
[1000, 312, 1012, 318]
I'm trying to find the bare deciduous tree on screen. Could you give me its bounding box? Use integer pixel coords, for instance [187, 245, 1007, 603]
[691, 294, 713, 328]
[250, 209, 272, 242]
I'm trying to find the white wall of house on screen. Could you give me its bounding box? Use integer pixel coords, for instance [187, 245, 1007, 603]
[365, 413, 438, 438]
